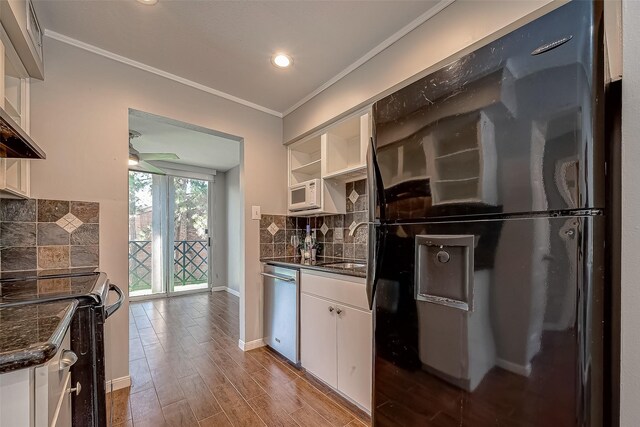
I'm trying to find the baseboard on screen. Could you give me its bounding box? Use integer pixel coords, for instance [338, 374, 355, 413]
[238, 338, 265, 351]
[106, 376, 131, 392]
[496, 358, 532, 377]
[225, 287, 240, 297]
[211, 286, 240, 297]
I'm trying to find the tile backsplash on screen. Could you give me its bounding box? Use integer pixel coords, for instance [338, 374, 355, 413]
[0, 199, 100, 272]
[260, 179, 368, 260]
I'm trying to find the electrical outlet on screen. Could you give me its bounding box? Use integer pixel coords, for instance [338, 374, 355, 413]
[334, 228, 344, 241]
[251, 206, 261, 220]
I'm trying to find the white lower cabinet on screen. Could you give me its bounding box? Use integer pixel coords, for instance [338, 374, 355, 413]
[300, 293, 338, 388]
[300, 270, 372, 412]
[0, 330, 73, 427]
[336, 304, 372, 411]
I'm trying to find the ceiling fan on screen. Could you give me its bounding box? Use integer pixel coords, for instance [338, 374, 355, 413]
[128, 130, 180, 174]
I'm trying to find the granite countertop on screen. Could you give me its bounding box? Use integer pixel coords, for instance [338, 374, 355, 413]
[260, 256, 367, 278]
[0, 299, 78, 374]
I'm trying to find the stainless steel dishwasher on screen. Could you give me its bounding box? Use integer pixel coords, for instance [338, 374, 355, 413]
[261, 264, 300, 365]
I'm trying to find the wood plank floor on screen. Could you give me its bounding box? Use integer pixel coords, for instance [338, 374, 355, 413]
[109, 291, 371, 427]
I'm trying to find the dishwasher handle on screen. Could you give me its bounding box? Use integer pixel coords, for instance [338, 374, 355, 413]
[260, 272, 297, 283]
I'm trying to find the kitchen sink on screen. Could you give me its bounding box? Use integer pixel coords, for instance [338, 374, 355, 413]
[321, 262, 366, 269]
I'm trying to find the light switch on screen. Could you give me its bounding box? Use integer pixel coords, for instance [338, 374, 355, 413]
[251, 206, 261, 220]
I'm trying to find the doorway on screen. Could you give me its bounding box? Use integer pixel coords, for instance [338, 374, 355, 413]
[127, 109, 242, 300]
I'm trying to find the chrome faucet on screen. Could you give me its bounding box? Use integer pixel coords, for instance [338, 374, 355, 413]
[349, 222, 369, 237]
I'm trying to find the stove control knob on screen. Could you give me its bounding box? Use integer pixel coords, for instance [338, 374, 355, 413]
[59, 350, 78, 371]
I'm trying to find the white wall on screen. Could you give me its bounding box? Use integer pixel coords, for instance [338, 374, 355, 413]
[211, 171, 227, 288]
[225, 166, 241, 292]
[283, 0, 562, 142]
[29, 38, 287, 381]
[620, 0, 639, 423]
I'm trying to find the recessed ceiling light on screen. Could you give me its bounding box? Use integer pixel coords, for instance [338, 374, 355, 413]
[137, 0, 158, 5]
[272, 53, 292, 68]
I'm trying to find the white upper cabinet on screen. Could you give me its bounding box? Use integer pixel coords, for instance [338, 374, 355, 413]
[287, 111, 370, 216]
[322, 112, 369, 180]
[0, 0, 44, 80]
[289, 135, 322, 186]
[0, 24, 32, 198]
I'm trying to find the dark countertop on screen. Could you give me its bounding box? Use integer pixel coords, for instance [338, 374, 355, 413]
[260, 256, 367, 278]
[0, 299, 78, 373]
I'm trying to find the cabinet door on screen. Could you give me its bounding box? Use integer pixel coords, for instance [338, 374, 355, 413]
[0, 29, 31, 199]
[300, 292, 337, 387]
[336, 305, 372, 411]
[1, 158, 30, 197]
[53, 373, 72, 427]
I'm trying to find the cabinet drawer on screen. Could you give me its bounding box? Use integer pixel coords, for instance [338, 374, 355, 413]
[301, 270, 368, 310]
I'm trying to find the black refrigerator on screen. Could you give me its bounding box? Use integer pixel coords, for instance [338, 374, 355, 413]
[367, 1, 606, 426]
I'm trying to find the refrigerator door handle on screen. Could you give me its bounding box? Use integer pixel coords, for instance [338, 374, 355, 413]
[368, 137, 385, 221]
[366, 224, 384, 310]
[366, 224, 376, 309]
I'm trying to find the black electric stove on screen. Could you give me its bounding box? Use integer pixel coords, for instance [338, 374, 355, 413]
[0, 268, 107, 305]
[0, 268, 124, 427]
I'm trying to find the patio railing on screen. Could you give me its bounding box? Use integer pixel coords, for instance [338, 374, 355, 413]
[128, 240, 208, 292]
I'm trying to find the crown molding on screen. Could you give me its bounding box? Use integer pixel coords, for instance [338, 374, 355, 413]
[281, 0, 455, 117]
[44, 29, 283, 118]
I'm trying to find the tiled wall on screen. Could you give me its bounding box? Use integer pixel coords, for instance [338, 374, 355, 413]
[260, 179, 368, 260]
[0, 199, 100, 272]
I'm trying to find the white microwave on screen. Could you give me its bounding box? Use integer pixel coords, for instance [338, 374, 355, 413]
[288, 179, 321, 211]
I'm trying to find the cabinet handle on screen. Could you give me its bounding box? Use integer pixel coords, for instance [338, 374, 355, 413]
[59, 350, 78, 371]
[68, 382, 82, 396]
[328, 306, 334, 313]
[336, 308, 343, 315]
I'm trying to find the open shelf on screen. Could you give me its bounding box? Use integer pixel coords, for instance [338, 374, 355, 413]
[289, 134, 322, 185]
[322, 164, 366, 182]
[323, 113, 368, 178]
[291, 159, 321, 175]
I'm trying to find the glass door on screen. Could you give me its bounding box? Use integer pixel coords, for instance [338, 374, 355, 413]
[128, 171, 212, 298]
[128, 171, 167, 297]
[169, 176, 210, 294]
